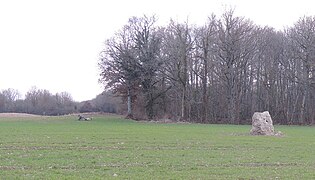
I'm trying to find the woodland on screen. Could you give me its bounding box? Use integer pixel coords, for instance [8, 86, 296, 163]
[99, 10, 315, 125]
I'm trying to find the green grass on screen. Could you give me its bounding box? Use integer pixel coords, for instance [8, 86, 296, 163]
[0, 115, 314, 179]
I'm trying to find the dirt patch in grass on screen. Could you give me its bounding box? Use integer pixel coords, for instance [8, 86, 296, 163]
[0, 145, 126, 151]
[0, 113, 42, 118]
[0, 112, 122, 118]
[0, 165, 29, 170]
[64, 112, 123, 118]
[241, 162, 299, 167]
[137, 119, 192, 124]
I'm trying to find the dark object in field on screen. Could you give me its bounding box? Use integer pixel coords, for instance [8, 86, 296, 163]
[77, 115, 92, 121]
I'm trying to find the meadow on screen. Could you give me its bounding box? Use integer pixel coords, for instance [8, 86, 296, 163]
[0, 115, 314, 179]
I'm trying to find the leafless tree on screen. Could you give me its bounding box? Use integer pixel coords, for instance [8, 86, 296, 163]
[215, 10, 258, 124]
[99, 21, 140, 118]
[286, 16, 315, 124]
[161, 20, 194, 120]
[99, 13, 315, 125]
[0, 88, 21, 112]
[194, 15, 217, 122]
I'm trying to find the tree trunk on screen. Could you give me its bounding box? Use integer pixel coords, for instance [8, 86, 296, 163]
[146, 98, 154, 120]
[299, 92, 306, 124]
[126, 87, 133, 119]
[291, 91, 300, 124]
[202, 54, 208, 123]
[227, 63, 237, 124]
[161, 77, 167, 116]
[227, 94, 236, 124]
[181, 50, 188, 121]
[181, 87, 187, 120]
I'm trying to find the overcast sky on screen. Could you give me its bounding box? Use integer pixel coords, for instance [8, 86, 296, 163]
[1, 0, 315, 101]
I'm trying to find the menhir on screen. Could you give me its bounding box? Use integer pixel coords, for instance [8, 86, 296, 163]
[250, 111, 274, 136]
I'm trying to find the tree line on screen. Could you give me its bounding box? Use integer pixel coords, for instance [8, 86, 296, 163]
[99, 10, 315, 125]
[0, 87, 119, 115]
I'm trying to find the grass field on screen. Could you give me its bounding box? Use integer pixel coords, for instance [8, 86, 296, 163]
[0, 115, 314, 179]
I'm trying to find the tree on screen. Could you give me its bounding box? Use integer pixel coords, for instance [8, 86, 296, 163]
[215, 10, 257, 124]
[99, 12, 315, 124]
[0, 88, 21, 112]
[100, 15, 166, 119]
[194, 15, 217, 122]
[92, 91, 120, 113]
[99, 21, 140, 118]
[161, 20, 194, 120]
[79, 101, 96, 113]
[55, 92, 76, 115]
[287, 16, 315, 124]
[24, 87, 77, 115]
[130, 16, 163, 119]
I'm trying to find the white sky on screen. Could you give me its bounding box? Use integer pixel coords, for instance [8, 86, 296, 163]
[0, 0, 315, 101]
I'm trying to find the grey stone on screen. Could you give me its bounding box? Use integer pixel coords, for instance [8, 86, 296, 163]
[250, 111, 274, 135]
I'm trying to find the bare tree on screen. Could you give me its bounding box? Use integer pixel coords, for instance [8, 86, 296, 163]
[98, 13, 315, 125]
[129, 16, 164, 119]
[0, 88, 21, 112]
[24, 87, 77, 115]
[215, 10, 257, 124]
[100, 15, 166, 119]
[194, 15, 217, 122]
[99, 22, 140, 118]
[161, 20, 194, 120]
[287, 16, 315, 124]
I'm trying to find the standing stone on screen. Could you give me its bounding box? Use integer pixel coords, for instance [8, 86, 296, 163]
[250, 111, 274, 135]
